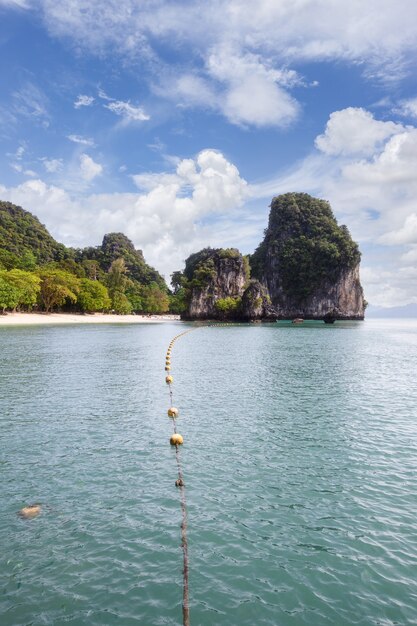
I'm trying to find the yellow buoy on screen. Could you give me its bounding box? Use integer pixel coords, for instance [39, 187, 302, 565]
[168, 407, 179, 417]
[165, 365, 171, 371]
[170, 433, 183, 445]
[18, 504, 41, 519]
[166, 375, 173, 384]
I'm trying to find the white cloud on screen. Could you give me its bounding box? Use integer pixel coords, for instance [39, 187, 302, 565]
[79, 154, 103, 181]
[0, 0, 30, 8]
[206, 47, 300, 128]
[12, 82, 49, 126]
[104, 100, 150, 122]
[253, 107, 417, 307]
[38, 0, 417, 125]
[67, 134, 95, 146]
[158, 73, 218, 110]
[41, 157, 63, 173]
[0, 149, 249, 279]
[315, 108, 404, 157]
[380, 213, 417, 245]
[39, 1, 417, 68]
[74, 94, 94, 108]
[160, 49, 300, 128]
[395, 96, 417, 119]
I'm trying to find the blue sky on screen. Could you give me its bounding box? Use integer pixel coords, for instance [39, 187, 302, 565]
[1, 0, 417, 307]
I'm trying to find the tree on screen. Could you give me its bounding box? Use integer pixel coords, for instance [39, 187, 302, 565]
[77, 279, 111, 312]
[38, 268, 80, 312]
[111, 291, 132, 314]
[0, 269, 41, 310]
[125, 281, 144, 312]
[107, 258, 128, 295]
[214, 297, 241, 319]
[141, 282, 169, 314]
[0, 276, 20, 312]
[106, 258, 132, 312]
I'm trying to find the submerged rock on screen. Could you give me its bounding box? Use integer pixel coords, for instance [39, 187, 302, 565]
[18, 504, 42, 519]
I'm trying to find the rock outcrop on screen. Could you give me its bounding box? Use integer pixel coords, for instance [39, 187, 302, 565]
[251, 193, 364, 320]
[240, 280, 277, 321]
[179, 193, 365, 321]
[182, 248, 249, 320]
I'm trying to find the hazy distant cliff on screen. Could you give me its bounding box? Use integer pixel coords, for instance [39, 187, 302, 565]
[176, 193, 365, 321]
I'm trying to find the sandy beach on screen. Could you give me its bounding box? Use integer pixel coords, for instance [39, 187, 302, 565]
[0, 313, 181, 326]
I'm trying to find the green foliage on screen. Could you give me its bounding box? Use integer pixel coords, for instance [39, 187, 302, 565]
[214, 296, 241, 319]
[218, 248, 240, 259]
[169, 289, 188, 314]
[242, 255, 251, 283]
[0, 276, 21, 312]
[106, 258, 130, 312]
[141, 283, 170, 314]
[183, 248, 217, 280]
[38, 268, 80, 312]
[74, 232, 166, 290]
[111, 291, 132, 314]
[0, 269, 41, 309]
[0, 269, 41, 311]
[0, 201, 68, 265]
[125, 282, 144, 312]
[106, 258, 128, 295]
[0, 201, 170, 314]
[251, 193, 361, 301]
[78, 279, 111, 312]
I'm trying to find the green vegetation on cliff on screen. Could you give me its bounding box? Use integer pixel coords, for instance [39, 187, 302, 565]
[251, 193, 361, 301]
[0, 201, 170, 314]
[171, 247, 250, 316]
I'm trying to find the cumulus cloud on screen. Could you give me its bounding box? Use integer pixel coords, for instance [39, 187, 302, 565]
[79, 154, 102, 180]
[104, 100, 150, 122]
[74, 94, 94, 108]
[254, 107, 417, 306]
[315, 108, 405, 157]
[380, 213, 417, 245]
[206, 47, 300, 127]
[0, 149, 249, 279]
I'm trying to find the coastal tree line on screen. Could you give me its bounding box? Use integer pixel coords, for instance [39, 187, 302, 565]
[0, 201, 177, 315]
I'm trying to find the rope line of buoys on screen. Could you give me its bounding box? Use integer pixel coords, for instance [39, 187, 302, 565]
[164, 323, 234, 626]
[165, 327, 197, 626]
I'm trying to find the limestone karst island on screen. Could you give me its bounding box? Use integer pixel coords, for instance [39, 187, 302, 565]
[0, 192, 364, 322]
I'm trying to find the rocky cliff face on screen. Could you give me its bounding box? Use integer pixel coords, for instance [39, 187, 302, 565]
[240, 280, 277, 321]
[183, 248, 248, 320]
[179, 193, 365, 321]
[251, 193, 365, 320]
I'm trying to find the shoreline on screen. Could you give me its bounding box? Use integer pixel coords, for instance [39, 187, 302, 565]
[0, 312, 181, 326]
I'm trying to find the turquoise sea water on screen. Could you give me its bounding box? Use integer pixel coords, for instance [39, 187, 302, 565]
[1, 319, 416, 626]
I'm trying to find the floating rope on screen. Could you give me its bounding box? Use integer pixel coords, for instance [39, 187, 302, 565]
[164, 323, 233, 625]
[165, 328, 196, 626]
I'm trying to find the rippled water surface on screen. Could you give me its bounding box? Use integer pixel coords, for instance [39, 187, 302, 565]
[1, 320, 417, 625]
